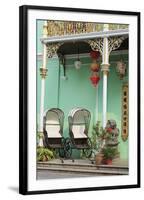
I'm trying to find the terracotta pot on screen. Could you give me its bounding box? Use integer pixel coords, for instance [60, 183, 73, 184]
[95, 153, 104, 165]
[103, 159, 112, 165]
[42, 155, 48, 162]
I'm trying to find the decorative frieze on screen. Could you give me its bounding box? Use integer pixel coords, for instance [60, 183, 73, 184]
[43, 24, 48, 36]
[45, 20, 128, 37]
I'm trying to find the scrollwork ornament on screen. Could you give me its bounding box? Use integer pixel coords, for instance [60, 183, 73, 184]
[86, 39, 103, 55]
[108, 36, 126, 53]
[46, 43, 63, 58]
[86, 36, 126, 56]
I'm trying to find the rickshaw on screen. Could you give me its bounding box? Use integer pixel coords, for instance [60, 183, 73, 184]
[65, 108, 92, 159]
[43, 108, 66, 159]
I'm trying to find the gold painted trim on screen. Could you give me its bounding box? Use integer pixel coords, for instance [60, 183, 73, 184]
[103, 71, 109, 76]
[40, 67, 48, 79]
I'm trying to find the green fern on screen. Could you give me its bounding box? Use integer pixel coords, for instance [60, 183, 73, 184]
[37, 147, 55, 161]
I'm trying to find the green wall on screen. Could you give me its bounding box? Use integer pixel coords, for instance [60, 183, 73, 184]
[37, 20, 43, 53]
[37, 20, 129, 160]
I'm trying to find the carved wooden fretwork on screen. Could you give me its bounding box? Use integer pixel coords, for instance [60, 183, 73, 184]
[86, 39, 103, 54]
[86, 36, 126, 55]
[45, 20, 128, 37]
[121, 84, 129, 141]
[46, 43, 63, 58]
[108, 36, 126, 53]
[45, 36, 126, 59]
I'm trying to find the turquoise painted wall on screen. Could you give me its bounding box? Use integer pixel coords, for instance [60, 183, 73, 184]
[37, 20, 129, 160]
[37, 20, 43, 53]
[37, 59, 59, 117]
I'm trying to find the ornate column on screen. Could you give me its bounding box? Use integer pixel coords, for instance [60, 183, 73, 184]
[39, 21, 48, 147]
[38, 26, 63, 146]
[100, 28, 126, 128]
[101, 24, 110, 128]
[87, 29, 126, 128]
[95, 85, 99, 123]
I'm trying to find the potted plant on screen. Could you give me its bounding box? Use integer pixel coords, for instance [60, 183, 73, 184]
[91, 120, 119, 165]
[37, 147, 54, 162]
[91, 121, 105, 150]
[91, 121, 104, 164]
[102, 147, 116, 165]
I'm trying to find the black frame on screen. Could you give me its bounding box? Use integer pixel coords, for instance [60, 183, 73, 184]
[19, 5, 141, 195]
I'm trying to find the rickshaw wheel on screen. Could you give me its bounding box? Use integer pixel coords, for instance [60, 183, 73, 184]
[83, 137, 92, 158]
[58, 137, 66, 158]
[43, 130, 48, 147]
[58, 148, 65, 158]
[64, 138, 72, 159]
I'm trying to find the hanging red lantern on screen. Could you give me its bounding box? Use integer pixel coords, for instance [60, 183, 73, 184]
[90, 74, 100, 87]
[90, 63, 100, 72]
[90, 51, 100, 60]
[89, 50, 101, 87]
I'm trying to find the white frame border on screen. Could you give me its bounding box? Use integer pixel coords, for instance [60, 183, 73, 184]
[27, 8, 138, 192]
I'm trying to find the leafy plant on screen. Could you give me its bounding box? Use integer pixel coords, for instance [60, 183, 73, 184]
[37, 147, 54, 161]
[91, 121, 118, 151]
[102, 147, 116, 160]
[91, 121, 105, 151]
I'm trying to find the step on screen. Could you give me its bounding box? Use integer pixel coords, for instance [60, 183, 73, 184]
[38, 162, 128, 171]
[37, 166, 128, 175]
[37, 159, 129, 175]
[38, 160, 128, 171]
